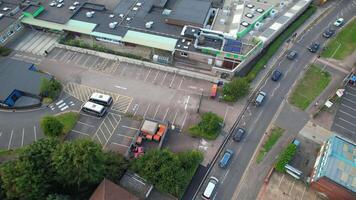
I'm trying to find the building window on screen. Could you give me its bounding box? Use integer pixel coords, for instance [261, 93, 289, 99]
[7, 30, 14, 37]
[0, 36, 7, 44]
[15, 23, 22, 31]
[180, 52, 188, 57]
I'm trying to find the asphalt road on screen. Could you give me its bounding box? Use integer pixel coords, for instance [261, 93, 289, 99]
[194, 1, 356, 200]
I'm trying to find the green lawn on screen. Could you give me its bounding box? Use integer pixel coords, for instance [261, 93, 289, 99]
[321, 18, 356, 59]
[256, 126, 284, 164]
[56, 112, 79, 134]
[290, 65, 331, 110]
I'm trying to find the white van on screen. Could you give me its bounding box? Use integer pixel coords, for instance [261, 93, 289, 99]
[202, 177, 219, 199]
[89, 92, 113, 106]
[81, 101, 107, 117]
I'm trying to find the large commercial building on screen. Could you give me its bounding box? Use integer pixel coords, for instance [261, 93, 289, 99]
[310, 135, 356, 200]
[1, 0, 312, 79]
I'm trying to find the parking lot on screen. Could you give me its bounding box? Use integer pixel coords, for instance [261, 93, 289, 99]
[261, 172, 323, 200]
[332, 85, 356, 140]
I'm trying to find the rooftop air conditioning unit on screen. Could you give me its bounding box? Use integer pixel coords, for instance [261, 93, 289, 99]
[219, 18, 226, 25]
[69, 6, 76, 10]
[270, 9, 277, 18]
[136, 2, 142, 6]
[162, 9, 171, 15]
[256, 8, 264, 13]
[246, 4, 254, 8]
[109, 14, 114, 18]
[109, 22, 118, 29]
[126, 17, 131, 21]
[245, 13, 254, 18]
[86, 11, 93, 18]
[119, 14, 124, 18]
[73, 2, 80, 6]
[2, 7, 10, 11]
[133, 7, 138, 11]
[0, 13, 3, 18]
[145, 21, 154, 29]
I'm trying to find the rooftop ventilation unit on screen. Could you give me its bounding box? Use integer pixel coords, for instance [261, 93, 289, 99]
[56, 3, 63, 8]
[219, 18, 226, 25]
[280, 2, 285, 8]
[246, 4, 254, 8]
[256, 8, 264, 13]
[270, 9, 277, 18]
[109, 14, 114, 18]
[133, 7, 138, 11]
[2, 7, 10, 11]
[191, 29, 195, 33]
[254, 21, 262, 30]
[245, 13, 254, 18]
[86, 11, 95, 18]
[183, 46, 188, 49]
[223, 9, 230, 16]
[109, 22, 118, 29]
[136, 2, 142, 6]
[73, 2, 80, 6]
[0, 13, 3, 18]
[241, 21, 249, 27]
[162, 9, 171, 15]
[145, 21, 154, 29]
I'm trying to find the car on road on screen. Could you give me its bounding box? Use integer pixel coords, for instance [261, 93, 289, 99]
[254, 91, 266, 106]
[287, 50, 297, 60]
[333, 18, 344, 27]
[308, 42, 320, 53]
[202, 177, 219, 199]
[322, 29, 335, 38]
[271, 70, 282, 81]
[233, 127, 246, 142]
[219, 149, 234, 168]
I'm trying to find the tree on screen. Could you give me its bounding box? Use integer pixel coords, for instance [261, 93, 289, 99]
[46, 194, 70, 200]
[189, 112, 223, 140]
[52, 139, 105, 190]
[103, 152, 128, 184]
[40, 116, 64, 137]
[275, 143, 297, 172]
[0, 138, 60, 200]
[222, 77, 250, 102]
[40, 78, 62, 99]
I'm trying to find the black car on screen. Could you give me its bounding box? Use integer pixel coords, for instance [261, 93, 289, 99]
[233, 127, 246, 142]
[322, 29, 335, 38]
[287, 50, 297, 60]
[308, 42, 320, 53]
[271, 70, 282, 81]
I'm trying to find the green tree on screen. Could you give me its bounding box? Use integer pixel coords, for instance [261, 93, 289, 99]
[0, 138, 60, 200]
[40, 116, 64, 137]
[275, 143, 297, 172]
[103, 152, 128, 184]
[222, 77, 250, 102]
[40, 78, 62, 99]
[52, 139, 105, 190]
[189, 112, 223, 140]
[46, 194, 70, 200]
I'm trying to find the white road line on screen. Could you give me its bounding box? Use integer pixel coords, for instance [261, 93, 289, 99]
[71, 129, 90, 136]
[339, 110, 356, 120]
[163, 107, 169, 122]
[99, 127, 108, 141]
[103, 115, 122, 149]
[184, 96, 190, 110]
[34, 126, 37, 141]
[117, 134, 134, 139]
[153, 71, 160, 82]
[80, 112, 101, 119]
[60, 105, 69, 111]
[161, 72, 168, 85]
[144, 69, 151, 82]
[112, 142, 129, 147]
[344, 97, 356, 104]
[334, 123, 355, 134]
[172, 110, 179, 124]
[181, 112, 188, 131]
[338, 117, 356, 127]
[170, 73, 177, 88]
[300, 186, 306, 200]
[107, 116, 115, 129]
[178, 76, 184, 89]
[21, 128, 25, 147]
[122, 126, 139, 131]
[223, 106, 230, 123]
[133, 104, 139, 117]
[341, 103, 356, 112]
[153, 104, 161, 119]
[8, 130, 13, 150]
[77, 121, 95, 128]
[56, 100, 64, 105]
[221, 169, 230, 184]
[288, 180, 295, 195]
[143, 103, 151, 119]
[115, 85, 127, 90]
[94, 134, 104, 145]
[278, 174, 285, 188]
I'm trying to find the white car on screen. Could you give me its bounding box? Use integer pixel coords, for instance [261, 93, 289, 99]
[334, 18, 344, 27]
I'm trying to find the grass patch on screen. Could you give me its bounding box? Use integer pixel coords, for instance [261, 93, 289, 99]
[246, 5, 317, 82]
[256, 126, 284, 163]
[56, 112, 79, 134]
[42, 97, 53, 104]
[289, 65, 331, 110]
[321, 18, 356, 59]
[189, 112, 223, 140]
[0, 148, 23, 157]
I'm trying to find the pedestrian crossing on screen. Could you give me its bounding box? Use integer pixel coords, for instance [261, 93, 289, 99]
[49, 99, 76, 112]
[12, 30, 58, 56]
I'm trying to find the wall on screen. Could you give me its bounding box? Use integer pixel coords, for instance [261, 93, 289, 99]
[311, 177, 355, 200]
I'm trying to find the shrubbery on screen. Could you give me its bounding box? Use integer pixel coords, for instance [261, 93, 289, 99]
[222, 77, 250, 102]
[0, 46, 11, 57]
[40, 78, 62, 100]
[189, 112, 223, 140]
[275, 143, 297, 172]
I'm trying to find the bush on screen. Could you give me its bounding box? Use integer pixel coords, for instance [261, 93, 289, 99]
[55, 112, 79, 135]
[256, 126, 284, 163]
[0, 46, 11, 57]
[40, 116, 64, 138]
[40, 78, 62, 100]
[222, 77, 250, 102]
[189, 112, 223, 140]
[131, 149, 203, 198]
[275, 143, 297, 172]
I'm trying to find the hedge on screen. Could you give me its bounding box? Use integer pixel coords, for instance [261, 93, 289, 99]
[275, 143, 297, 172]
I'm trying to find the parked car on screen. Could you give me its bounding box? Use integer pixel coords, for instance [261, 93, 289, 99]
[271, 70, 282, 81]
[287, 50, 297, 60]
[322, 29, 335, 38]
[308, 42, 320, 53]
[255, 91, 266, 106]
[219, 149, 234, 168]
[202, 177, 219, 199]
[333, 18, 344, 27]
[233, 127, 246, 142]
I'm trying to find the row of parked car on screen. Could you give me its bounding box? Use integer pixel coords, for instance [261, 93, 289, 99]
[81, 92, 113, 117]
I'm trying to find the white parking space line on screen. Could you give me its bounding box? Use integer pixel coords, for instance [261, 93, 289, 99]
[278, 174, 285, 188]
[112, 142, 129, 147]
[56, 100, 64, 105]
[184, 96, 190, 110]
[344, 97, 356, 104]
[341, 103, 356, 112]
[133, 104, 139, 117]
[334, 124, 355, 134]
[301, 186, 306, 200]
[172, 110, 179, 125]
[122, 125, 139, 131]
[79, 112, 101, 119]
[103, 115, 122, 149]
[143, 103, 151, 119]
[93, 134, 103, 145]
[8, 130, 13, 150]
[181, 112, 188, 131]
[60, 105, 69, 111]
[163, 107, 169, 122]
[161, 72, 168, 85]
[288, 180, 295, 195]
[178, 76, 185, 89]
[339, 110, 356, 120]
[77, 121, 95, 128]
[71, 129, 90, 136]
[117, 133, 134, 139]
[144, 69, 151, 82]
[153, 105, 161, 119]
[115, 85, 127, 90]
[221, 169, 230, 184]
[34, 126, 37, 141]
[347, 92, 356, 98]
[21, 128, 25, 147]
[169, 73, 177, 88]
[0, 132, 2, 137]
[107, 117, 115, 129]
[338, 117, 356, 127]
[153, 71, 160, 82]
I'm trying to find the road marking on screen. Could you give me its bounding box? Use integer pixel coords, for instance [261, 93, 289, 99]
[184, 95, 190, 110]
[341, 103, 356, 112]
[144, 69, 151, 82]
[344, 97, 356, 104]
[117, 133, 134, 139]
[34, 126, 37, 141]
[0, 132, 2, 137]
[270, 82, 281, 97]
[278, 174, 285, 188]
[223, 106, 230, 123]
[93, 134, 103, 145]
[80, 112, 102, 119]
[178, 76, 184, 89]
[289, 180, 295, 195]
[161, 72, 168, 85]
[169, 73, 177, 88]
[181, 112, 188, 131]
[8, 130, 13, 150]
[77, 121, 95, 128]
[153, 104, 161, 119]
[133, 104, 139, 116]
[338, 117, 356, 127]
[122, 125, 139, 131]
[189, 86, 197, 90]
[153, 71, 160, 82]
[60, 105, 69, 111]
[172, 110, 179, 124]
[55, 100, 64, 105]
[115, 85, 127, 90]
[334, 123, 355, 134]
[339, 110, 356, 120]
[143, 103, 151, 119]
[71, 129, 90, 136]
[222, 169, 230, 184]
[300, 186, 306, 200]
[107, 116, 115, 129]
[112, 142, 129, 147]
[347, 92, 356, 98]
[21, 128, 25, 147]
[163, 107, 169, 122]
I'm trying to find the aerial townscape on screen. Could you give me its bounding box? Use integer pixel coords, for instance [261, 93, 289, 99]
[0, 0, 355, 199]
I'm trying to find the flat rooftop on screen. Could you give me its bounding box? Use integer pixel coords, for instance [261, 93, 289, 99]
[0, 1, 21, 32]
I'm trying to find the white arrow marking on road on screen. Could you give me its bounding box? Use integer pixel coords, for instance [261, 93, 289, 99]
[114, 85, 127, 90]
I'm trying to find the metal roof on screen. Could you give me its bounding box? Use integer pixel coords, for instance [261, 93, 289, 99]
[0, 16, 16, 33]
[122, 30, 177, 52]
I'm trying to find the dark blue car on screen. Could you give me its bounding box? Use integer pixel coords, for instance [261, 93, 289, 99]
[219, 149, 234, 168]
[271, 70, 282, 81]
